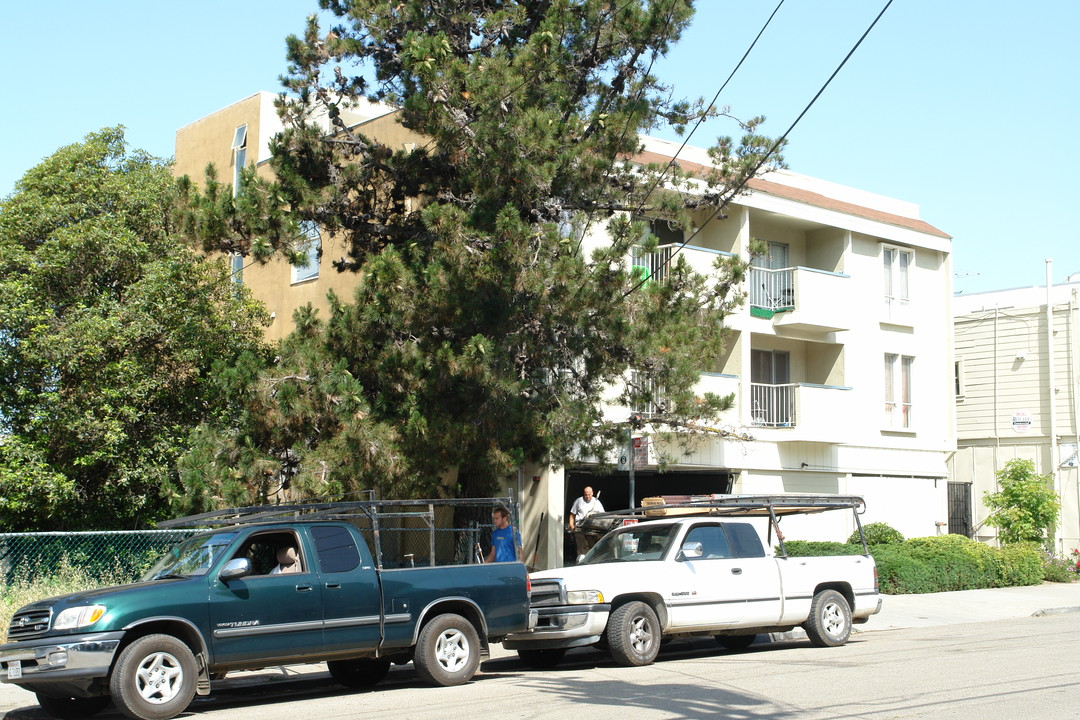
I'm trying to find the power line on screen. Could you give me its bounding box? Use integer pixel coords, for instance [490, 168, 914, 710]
[622, 0, 895, 299]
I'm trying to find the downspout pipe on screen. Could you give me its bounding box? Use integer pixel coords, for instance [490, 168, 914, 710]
[1047, 260, 1062, 553]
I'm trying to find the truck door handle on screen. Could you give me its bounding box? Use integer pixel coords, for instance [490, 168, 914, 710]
[295, 585, 314, 592]
[731, 568, 742, 575]
[325, 583, 341, 590]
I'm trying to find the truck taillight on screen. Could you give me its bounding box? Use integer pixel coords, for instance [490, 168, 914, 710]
[874, 565, 879, 593]
[526, 576, 532, 594]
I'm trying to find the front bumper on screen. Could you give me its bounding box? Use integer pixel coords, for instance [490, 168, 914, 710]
[502, 604, 610, 650]
[0, 631, 124, 685]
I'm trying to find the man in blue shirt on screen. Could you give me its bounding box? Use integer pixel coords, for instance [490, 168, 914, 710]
[485, 506, 522, 563]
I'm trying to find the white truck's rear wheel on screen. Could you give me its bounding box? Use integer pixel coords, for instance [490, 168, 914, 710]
[803, 589, 852, 647]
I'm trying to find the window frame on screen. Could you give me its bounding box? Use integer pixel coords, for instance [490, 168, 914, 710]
[290, 221, 321, 284]
[884, 352, 914, 429]
[883, 245, 913, 305]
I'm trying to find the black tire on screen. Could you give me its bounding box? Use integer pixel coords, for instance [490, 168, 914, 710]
[605, 601, 660, 666]
[715, 634, 757, 651]
[517, 648, 566, 669]
[35, 693, 110, 720]
[108, 634, 197, 720]
[802, 589, 852, 647]
[413, 613, 480, 686]
[327, 658, 392, 688]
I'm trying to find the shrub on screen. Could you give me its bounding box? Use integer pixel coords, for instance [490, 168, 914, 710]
[871, 535, 1044, 593]
[1040, 548, 1080, 583]
[992, 542, 1044, 586]
[781, 540, 863, 557]
[849, 522, 903, 546]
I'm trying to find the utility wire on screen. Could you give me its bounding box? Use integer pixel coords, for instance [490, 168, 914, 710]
[622, 0, 894, 299]
[621, 0, 786, 227]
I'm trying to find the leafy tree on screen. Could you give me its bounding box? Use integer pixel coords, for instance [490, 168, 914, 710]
[983, 458, 1061, 546]
[179, 0, 784, 502]
[0, 128, 267, 530]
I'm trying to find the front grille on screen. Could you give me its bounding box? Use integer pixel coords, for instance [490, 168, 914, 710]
[8, 608, 52, 640]
[529, 578, 565, 607]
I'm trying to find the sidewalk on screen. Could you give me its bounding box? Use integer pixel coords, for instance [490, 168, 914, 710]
[2, 582, 1079, 715]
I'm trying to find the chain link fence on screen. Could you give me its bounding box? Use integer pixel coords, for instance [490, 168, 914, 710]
[0, 499, 516, 586]
[0, 530, 201, 587]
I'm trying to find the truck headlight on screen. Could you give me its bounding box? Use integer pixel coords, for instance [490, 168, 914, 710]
[566, 590, 604, 604]
[53, 605, 107, 630]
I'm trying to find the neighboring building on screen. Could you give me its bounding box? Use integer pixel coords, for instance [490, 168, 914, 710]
[175, 94, 956, 567]
[951, 278, 1080, 553]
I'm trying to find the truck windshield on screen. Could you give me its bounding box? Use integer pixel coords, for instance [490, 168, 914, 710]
[579, 524, 676, 564]
[141, 532, 239, 580]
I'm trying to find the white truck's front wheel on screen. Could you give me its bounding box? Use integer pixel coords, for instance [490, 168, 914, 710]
[606, 601, 660, 666]
[803, 589, 852, 647]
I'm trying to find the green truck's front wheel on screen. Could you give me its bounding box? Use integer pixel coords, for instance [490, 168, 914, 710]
[109, 634, 197, 720]
[413, 613, 480, 686]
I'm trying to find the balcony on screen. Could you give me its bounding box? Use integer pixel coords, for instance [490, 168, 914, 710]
[631, 244, 734, 285]
[750, 382, 852, 442]
[749, 267, 851, 333]
[750, 383, 796, 427]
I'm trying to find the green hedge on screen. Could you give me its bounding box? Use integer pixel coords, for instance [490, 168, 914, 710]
[783, 534, 1044, 594]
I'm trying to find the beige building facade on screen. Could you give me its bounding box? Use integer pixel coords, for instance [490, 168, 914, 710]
[175, 95, 956, 568]
[951, 278, 1080, 553]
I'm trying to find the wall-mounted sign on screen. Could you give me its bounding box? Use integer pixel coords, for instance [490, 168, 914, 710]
[1011, 409, 1033, 434]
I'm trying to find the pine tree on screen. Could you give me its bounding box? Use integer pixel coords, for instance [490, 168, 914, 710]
[180, 0, 784, 501]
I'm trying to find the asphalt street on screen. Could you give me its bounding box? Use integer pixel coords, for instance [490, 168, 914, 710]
[2, 582, 1079, 717]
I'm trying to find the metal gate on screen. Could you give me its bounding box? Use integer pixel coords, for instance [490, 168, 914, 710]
[948, 482, 972, 537]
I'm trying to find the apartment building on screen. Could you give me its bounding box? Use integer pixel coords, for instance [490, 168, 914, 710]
[175, 94, 955, 567]
[951, 278, 1080, 553]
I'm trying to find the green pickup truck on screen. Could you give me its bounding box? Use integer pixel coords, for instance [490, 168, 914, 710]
[0, 499, 533, 720]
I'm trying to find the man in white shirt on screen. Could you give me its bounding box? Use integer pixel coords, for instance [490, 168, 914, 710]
[568, 486, 604, 559]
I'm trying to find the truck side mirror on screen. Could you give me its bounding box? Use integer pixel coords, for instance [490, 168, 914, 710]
[679, 541, 703, 560]
[220, 557, 252, 581]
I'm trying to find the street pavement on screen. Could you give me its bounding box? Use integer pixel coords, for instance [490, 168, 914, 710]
[2, 582, 1079, 715]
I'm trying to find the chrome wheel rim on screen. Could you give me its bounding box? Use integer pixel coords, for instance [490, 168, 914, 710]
[629, 614, 655, 655]
[434, 628, 470, 673]
[822, 601, 846, 636]
[134, 651, 184, 704]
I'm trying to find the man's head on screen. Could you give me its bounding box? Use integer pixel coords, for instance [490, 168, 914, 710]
[583, 486, 594, 502]
[492, 507, 510, 529]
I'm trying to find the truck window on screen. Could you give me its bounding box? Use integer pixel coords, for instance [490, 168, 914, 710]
[683, 525, 732, 559]
[312, 525, 362, 573]
[233, 531, 304, 575]
[725, 523, 766, 558]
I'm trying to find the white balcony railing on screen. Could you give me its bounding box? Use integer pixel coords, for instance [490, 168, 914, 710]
[750, 383, 796, 427]
[749, 267, 795, 310]
[631, 244, 735, 286]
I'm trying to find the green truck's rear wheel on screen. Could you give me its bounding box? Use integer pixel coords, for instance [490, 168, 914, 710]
[413, 613, 480, 686]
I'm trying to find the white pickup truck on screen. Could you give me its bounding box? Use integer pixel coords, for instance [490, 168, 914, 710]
[504, 495, 881, 667]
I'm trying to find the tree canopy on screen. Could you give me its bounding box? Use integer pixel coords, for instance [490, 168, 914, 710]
[179, 0, 784, 503]
[0, 128, 267, 530]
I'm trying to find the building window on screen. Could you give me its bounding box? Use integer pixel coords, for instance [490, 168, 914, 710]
[954, 359, 965, 398]
[232, 124, 248, 197]
[230, 253, 244, 286]
[291, 221, 321, 284]
[883, 246, 912, 305]
[885, 353, 913, 428]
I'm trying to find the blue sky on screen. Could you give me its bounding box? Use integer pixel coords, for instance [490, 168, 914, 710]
[2, 1, 1076, 295]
